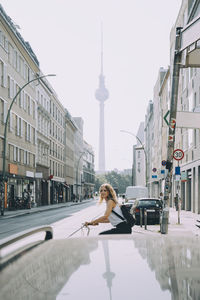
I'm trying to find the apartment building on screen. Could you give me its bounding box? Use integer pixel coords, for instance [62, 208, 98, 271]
[144, 0, 200, 213]
[64, 109, 77, 201]
[49, 93, 66, 204]
[133, 122, 145, 187]
[151, 68, 169, 197]
[0, 4, 95, 210]
[83, 140, 95, 198]
[158, 68, 170, 193]
[168, 0, 200, 213]
[0, 5, 39, 208]
[35, 77, 51, 206]
[73, 117, 84, 200]
[144, 100, 154, 194]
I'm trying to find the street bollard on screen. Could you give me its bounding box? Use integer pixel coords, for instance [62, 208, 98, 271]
[160, 207, 169, 234]
[144, 208, 147, 230]
[140, 208, 143, 227]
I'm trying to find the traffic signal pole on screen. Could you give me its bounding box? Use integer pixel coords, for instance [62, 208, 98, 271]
[161, 27, 183, 234]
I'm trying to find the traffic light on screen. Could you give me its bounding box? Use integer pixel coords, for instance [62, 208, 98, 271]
[166, 160, 172, 171]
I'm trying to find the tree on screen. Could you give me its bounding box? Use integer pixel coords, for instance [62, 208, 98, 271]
[95, 171, 132, 194]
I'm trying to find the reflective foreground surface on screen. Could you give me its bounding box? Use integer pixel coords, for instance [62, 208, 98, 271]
[0, 233, 200, 300]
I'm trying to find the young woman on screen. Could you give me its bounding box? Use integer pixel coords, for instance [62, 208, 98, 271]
[84, 183, 132, 235]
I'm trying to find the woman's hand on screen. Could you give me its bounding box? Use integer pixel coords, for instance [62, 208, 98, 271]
[84, 221, 99, 226]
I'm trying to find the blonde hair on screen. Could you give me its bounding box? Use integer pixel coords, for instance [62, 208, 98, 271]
[99, 183, 118, 204]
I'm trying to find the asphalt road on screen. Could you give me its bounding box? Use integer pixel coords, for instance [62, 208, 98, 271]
[0, 201, 96, 240]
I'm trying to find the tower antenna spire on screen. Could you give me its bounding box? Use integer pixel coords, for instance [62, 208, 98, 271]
[101, 21, 103, 74]
[95, 23, 109, 172]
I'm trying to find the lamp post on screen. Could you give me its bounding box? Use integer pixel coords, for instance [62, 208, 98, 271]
[0, 74, 56, 215]
[76, 151, 86, 200]
[120, 130, 148, 187]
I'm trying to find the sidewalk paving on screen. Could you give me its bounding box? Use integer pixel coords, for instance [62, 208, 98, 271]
[134, 207, 200, 236]
[0, 198, 94, 219]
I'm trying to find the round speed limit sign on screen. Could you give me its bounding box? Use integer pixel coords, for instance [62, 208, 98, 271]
[173, 149, 184, 161]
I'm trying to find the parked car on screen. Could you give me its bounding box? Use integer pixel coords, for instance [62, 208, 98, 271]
[133, 198, 163, 225]
[0, 226, 200, 299]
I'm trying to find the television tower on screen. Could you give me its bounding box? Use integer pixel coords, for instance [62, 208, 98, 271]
[95, 26, 109, 172]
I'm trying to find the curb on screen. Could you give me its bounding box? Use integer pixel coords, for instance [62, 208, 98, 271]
[0, 200, 92, 220]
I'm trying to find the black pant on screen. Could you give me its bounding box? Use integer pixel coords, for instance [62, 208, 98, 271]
[99, 222, 132, 235]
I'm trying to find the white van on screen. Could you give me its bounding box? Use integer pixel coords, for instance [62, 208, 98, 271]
[125, 186, 148, 202]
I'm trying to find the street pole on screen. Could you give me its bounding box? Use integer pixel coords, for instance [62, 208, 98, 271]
[76, 152, 85, 200]
[161, 27, 182, 234]
[120, 130, 148, 187]
[1, 73, 56, 215]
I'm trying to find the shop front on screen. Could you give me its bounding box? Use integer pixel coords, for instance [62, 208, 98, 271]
[6, 166, 35, 210]
[49, 177, 68, 204]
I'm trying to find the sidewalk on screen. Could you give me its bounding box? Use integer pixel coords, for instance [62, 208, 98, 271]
[134, 207, 200, 236]
[1, 201, 199, 236]
[168, 207, 200, 235]
[0, 198, 94, 220]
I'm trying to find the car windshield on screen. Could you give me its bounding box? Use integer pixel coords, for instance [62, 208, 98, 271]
[138, 200, 161, 207]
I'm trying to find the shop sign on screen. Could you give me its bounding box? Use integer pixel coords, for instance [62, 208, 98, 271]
[26, 171, 34, 177]
[35, 172, 43, 178]
[8, 163, 18, 174]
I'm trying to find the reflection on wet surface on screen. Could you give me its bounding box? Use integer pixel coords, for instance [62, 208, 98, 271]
[133, 234, 200, 300]
[0, 234, 200, 300]
[0, 238, 98, 300]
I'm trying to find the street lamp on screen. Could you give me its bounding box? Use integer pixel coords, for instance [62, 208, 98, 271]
[1, 73, 56, 215]
[120, 130, 148, 187]
[76, 151, 86, 200]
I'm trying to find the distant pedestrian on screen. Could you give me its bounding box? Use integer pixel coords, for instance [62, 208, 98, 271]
[84, 183, 132, 235]
[72, 193, 75, 202]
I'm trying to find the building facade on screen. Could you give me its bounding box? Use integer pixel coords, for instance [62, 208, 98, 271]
[83, 140, 95, 199]
[0, 4, 39, 209]
[144, 100, 154, 195]
[73, 117, 84, 200]
[35, 77, 51, 206]
[143, 0, 200, 214]
[64, 109, 77, 202]
[132, 122, 146, 187]
[0, 5, 95, 211]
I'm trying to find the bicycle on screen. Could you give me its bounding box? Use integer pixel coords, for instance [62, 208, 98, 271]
[66, 224, 91, 239]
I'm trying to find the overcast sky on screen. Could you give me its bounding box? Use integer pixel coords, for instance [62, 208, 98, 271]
[0, 0, 182, 171]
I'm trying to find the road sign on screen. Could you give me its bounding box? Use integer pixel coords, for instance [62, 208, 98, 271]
[168, 135, 174, 141]
[161, 160, 166, 166]
[175, 175, 181, 181]
[173, 149, 184, 161]
[152, 175, 157, 178]
[170, 119, 176, 129]
[175, 166, 181, 175]
[164, 110, 170, 126]
[152, 168, 157, 172]
[181, 171, 187, 182]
